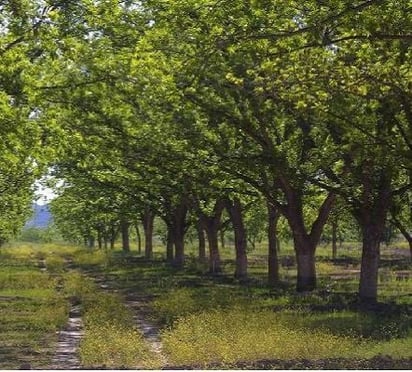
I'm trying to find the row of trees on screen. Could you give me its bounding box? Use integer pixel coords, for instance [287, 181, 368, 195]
[1, 0, 411, 304]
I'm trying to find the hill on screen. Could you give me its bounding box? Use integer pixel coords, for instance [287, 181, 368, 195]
[25, 203, 52, 228]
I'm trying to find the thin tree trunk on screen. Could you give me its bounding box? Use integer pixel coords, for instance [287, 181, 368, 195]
[88, 236, 95, 249]
[332, 216, 338, 260]
[200, 200, 225, 274]
[121, 219, 130, 252]
[166, 226, 174, 262]
[391, 216, 412, 260]
[197, 220, 206, 262]
[97, 229, 103, 250]
[109, 224, 118, 250]
[141, 207, 154, 259]
[226, 198, 248, 280]
[220, 229, 225, 250]
[267, 202, 280, 286]
[135, 223, 142, 254]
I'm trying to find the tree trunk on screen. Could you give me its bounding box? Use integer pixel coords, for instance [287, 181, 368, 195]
[97, 229, 103, 250]
[220, 229, 225, 250]
[109, 224, 118, 250]
[87, 236, 95, 249]
[200, 200, 225, 274]
[359, 226, 381, 304]
[279, 182, 335, 292]
[197, 220, 206, 262]
[267, 202, 280, 286]
[166, 226, 174, 262]
[331, 216, 338, 260]
[226, 198, 248, 280]
[141, 207, 154, 259]
[172, 203, 188, 269]
[135, 223, 142, 254]
[391, 216, 412, 260]
[295, 246, 316, 291]
[174, 228, 185, 268]
[205, 224, 221, 273]
[121, 219, 130, 252]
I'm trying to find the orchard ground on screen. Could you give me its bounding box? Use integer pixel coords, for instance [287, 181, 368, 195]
[0, 240, 411, 369]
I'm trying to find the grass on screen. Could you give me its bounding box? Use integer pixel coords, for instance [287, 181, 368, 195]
[1, 239, 411, 369]
[0, 245, 71, 369]
[64, 272, 162, 369]
[161, 309, 362, 366]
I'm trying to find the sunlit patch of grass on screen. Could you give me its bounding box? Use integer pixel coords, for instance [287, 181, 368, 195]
[0, 268, 56, 290]
[76, 278, 161, 369]
[162, 308, 412, 367]
[0, 251, 70, 369]
[72, 250, 110, 268]
[80, 323, 159, 369]
[162, 309, 363, 367]
[152, 285, 261, 326]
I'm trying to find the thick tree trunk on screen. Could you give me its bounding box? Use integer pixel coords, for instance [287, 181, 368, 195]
[226, 198, 248, 280]
[141, 208, 154, 259]
[267, 202, 280, 286]
[172, 203, 188, 269]
[279, 181, 335, 292]
[197, 221, 206, 262]
[121, 219, 130, 252]
[295, 246, 316, 292]
[359, 226, 381, 304]
[166, 226, 174, 262]
[205, 225, 221, 273]
[174, 229, 185, 268]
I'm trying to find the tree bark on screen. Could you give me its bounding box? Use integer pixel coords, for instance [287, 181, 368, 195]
[166, 226, 174, 262]
[141, 207, 154, 259]
[279, 181, 335, 292]
[359, 226, 381, 304]
[197, 220, 206, 262]
[331, 216, 338, 260]
[109, 224, 118, 250]
[226, 198, 248, 280]
[200, 200, 225, 274]
[355, 169, 392, 304]
[172, 203, 188, 269]
[135, 223, 142, 254]
[97, 229, 103, 250]
[267, 202, 280, 286]
[120, 219, 130, 252]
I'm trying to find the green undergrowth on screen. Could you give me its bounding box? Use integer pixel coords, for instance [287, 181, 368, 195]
[162, 308, 412, 367]
[0, 246, 70, 369]
[65, 272, 161, 369]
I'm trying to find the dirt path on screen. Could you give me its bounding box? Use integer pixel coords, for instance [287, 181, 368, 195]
[50, 303, 84, 370]
[123, 292, 168, 366]
[96, 278, 168, 368]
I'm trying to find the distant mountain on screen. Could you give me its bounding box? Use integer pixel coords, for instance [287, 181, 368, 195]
[25, 203, 52, 228]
